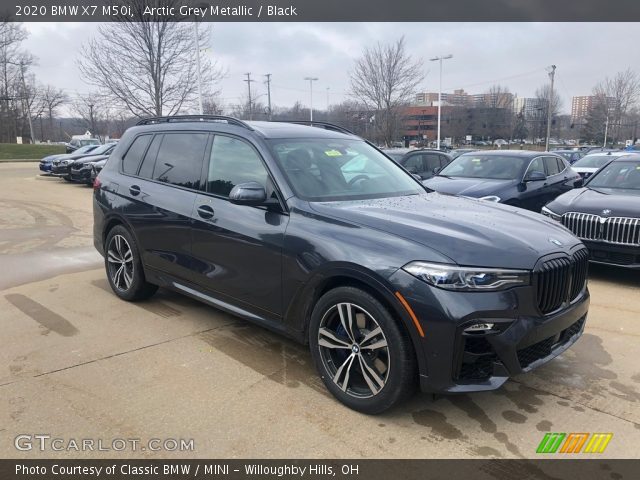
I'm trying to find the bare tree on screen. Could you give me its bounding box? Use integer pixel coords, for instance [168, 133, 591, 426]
[78, 0, 222, 118]
[40, 85, 68, 140]
[0, 21, 29, 142]
[593, 69, 640, 143]
[349, 37, 424, 146]
[535, 84, 562, 141]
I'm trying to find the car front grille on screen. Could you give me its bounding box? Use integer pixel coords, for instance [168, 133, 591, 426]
[536, 249, 589, 315]
[562, 212, 640, 246]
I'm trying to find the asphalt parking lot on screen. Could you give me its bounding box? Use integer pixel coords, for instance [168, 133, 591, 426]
[1, 162, 639, 460]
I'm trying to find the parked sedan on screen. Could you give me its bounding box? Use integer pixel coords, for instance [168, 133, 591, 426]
[52, 143, 116, 180]
[70, 153, 110, 184]
[571, 151, 635, 181]
[39, 144, 98, 173]
[423, 150, 582, 212]
[552, 149, 585, 164]
[542, 154, 640, 268]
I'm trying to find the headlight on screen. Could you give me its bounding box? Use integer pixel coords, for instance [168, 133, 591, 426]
[403, 261, 530, 291]
[479, 195, 501, 202]
[541, 206, 562, 222]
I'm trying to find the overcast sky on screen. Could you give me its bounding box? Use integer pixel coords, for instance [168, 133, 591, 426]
[23, 22, 638, 115]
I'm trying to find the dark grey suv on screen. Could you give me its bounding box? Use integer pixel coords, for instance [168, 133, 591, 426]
[93, 116, 589, 413]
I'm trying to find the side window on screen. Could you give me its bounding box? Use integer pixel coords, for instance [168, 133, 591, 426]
[556, 157, 567, 172]
[151, 133, 208, 189]
[122, 135, 151, 175]
[439, 155, 450, 168]
[544, 156, 561, 176]
[137, 135, 163, 179]
[403, 154, 423, 172]
[207, 135, 268, 197]
[526, 157, 545, 177]
[423, 153, 441, 172]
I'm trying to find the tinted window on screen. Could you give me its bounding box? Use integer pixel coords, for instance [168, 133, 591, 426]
[207, 135, 268, 197]
[440, 154, 528, 180]
[423, 153, 441, 172]
[544, 156, 561, 176]
[138, 135, 163, 179]
[588, 160, 640, 190]
[403, 154, 424, 171]
[122, 135, 151, 175]
[526, 157, 545, 177]
[151, 133, 208, 189]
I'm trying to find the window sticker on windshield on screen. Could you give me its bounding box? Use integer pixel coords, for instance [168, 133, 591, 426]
[472, 158, 481, 163]
[325, 150, 342, 157]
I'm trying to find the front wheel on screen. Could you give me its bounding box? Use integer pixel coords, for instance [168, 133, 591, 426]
[104, 225, 158, 301]
[309, 286, 417, 414]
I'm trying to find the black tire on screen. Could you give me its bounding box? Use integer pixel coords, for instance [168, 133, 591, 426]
[104, 225, 158, 301]
[63, 176, 74, 182]
[309, 286, 417, 414]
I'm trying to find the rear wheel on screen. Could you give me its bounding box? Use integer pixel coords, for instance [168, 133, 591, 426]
[309, 286, 416, 414]
[104, 225, 158, 301]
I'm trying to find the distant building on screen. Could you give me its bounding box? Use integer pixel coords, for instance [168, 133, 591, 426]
[400, 106, 447, 142]
[415, 89, 470, 107]
[571, 95, 616, 122]
[513, 97, 544, 120]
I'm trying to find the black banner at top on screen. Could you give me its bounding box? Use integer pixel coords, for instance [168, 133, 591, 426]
[2, 0, 640, 22]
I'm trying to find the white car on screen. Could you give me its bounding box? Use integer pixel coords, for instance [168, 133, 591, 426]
[572, 151, 636, 180]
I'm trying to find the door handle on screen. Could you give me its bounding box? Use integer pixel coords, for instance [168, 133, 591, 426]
[197, 205, 215, 219]
[129, 185, 141, 196]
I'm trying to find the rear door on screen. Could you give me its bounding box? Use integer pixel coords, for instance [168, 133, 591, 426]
[120, 132, 209, 281]
[543, 155, 568, 201]
[190, 134, 289, 317]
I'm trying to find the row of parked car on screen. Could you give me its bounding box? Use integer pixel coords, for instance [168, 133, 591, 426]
[381, 146, 640, 268]
[39, 142, 116, 185]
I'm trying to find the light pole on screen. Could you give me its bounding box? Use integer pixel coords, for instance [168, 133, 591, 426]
[193, 21, 203, 115]
[430, 55, 452, 150]
[304, 77, 318, 123]
[545, 65, 556, 151]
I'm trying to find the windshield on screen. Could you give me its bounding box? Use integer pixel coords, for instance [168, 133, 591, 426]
[439, 154, 528, 180]
[588, 160, 640, 190]
[75, 145, 99, 154]
[575, 154, 619, 169]
[89, 143, 115, 155]
[267, 139, 423, 201]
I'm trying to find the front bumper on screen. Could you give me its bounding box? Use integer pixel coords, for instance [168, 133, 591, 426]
[388, 268, 589, 394]
[583, 240, 640, 269]
[51, 164, 71, 176]
[39, 163, 52, 172]
[70, 167, 92, 183]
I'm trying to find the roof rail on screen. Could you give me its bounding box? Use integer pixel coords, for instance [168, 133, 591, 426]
[136, 115, 254, 131]
[277, 120, 356, 136]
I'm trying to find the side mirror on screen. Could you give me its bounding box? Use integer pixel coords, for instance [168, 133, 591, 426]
[433, 166, 442, 174]
[406, 165, 418, 174]
[229, 182, 267, 206]
[525, 171, 546, 182]
[412, 173, 422, 181]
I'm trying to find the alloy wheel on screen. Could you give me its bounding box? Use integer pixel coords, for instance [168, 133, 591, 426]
[318, 302, 390, 398]
[107, 234, 134, 291]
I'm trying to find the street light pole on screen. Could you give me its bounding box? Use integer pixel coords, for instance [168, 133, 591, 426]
[193, 21, 203, 115]
[304, 77, 318, 123]
[545, 65, 556, 152]
[430, 55, 453, 150]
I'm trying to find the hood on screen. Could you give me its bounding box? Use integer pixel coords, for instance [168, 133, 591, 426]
[423, 176, 517, 198]
[309, 193, 582, 270]
[74, 154, 109, 165]
[41, 153, 66, 163]
[547, 187, 640, 218]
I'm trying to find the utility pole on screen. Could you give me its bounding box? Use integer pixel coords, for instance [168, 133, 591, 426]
[193, 21, 203, 115]
[545, 64, 556, 152]
[430, 55, 453, 150]
[304, 77, 318, 123]
[264, 74, 272, 121]
[326, 87, 330, 111]
[19, 61, 35, 144]
[88, 103, 95, 136]
[244, 73, 254, 120]
[603, 114, 609, 148]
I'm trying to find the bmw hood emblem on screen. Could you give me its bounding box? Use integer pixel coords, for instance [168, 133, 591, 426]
[602, 209, 612, 216]
[549, 238, 563, 246]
